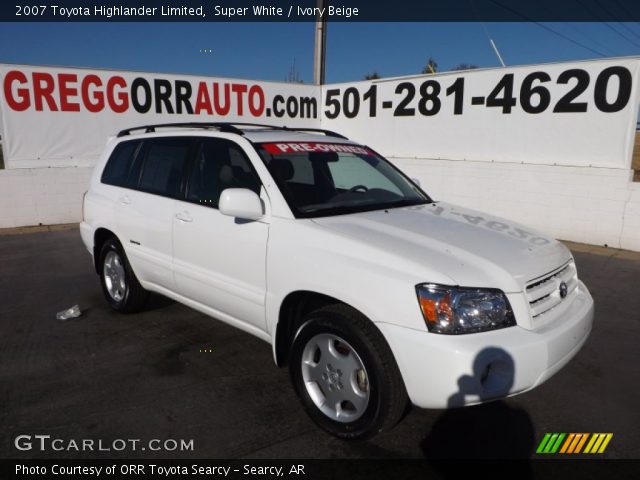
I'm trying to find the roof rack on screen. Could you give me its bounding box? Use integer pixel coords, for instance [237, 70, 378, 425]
[116, 122, 349, 140]
[116, 122, 245, 137]
[285, 127, 349, 140]
[224, 123, 349, 140]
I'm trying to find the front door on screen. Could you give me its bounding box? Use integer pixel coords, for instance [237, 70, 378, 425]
[172, 137, 269, 332]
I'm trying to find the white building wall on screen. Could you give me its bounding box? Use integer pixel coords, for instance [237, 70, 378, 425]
[1, 159, 638, 253]
[0, 166, 92, 228]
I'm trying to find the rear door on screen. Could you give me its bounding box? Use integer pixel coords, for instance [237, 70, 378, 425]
[115, 136, 195, 290]
[172, 137, 269, 331]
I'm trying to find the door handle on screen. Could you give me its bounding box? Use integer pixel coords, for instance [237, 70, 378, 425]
[175, 211, 193, 223]
[118, 195, 131, 205]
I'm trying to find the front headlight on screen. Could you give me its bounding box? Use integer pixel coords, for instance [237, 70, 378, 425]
[416, 284, 516, 334]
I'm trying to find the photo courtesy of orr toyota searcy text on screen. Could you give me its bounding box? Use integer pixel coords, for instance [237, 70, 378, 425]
[2, 69, 318, 118]
[15, 464, 298, 477]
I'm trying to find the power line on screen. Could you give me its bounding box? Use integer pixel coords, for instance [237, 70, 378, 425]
[527, 0, 617, 55]
[534, 23, 607, 56]
[602, 22, 640, 48]
[607, 0, 640, 38]
[561, 23, 616, 55]
[612, 0, 640, 34]
[488, 0, 607, 57]
[578, 0, 640, 48]
[595, 0, 640, 42]
[615, 22, 640, 42]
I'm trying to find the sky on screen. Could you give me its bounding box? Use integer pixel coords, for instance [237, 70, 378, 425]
[0, 22, 639, 82]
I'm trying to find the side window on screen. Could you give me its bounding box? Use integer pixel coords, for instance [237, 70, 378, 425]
[101, 140, 140, 187]
[187, 138, 261, 208]
[138, 137, 192, 198]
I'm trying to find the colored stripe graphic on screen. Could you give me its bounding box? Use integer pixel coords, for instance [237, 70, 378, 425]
[584, 434, 599, 453]
[573, 433, 588, 453]
[597, 434, 614, 453]
[536, 433, 552, 454]
[584, 433, 614, 454]
[544, 433, 560, 453]
[536, 433, 565, 454]
[550, 433, 565, 453]
[559, 433, 575, 453]
[537, 433, 613, 454]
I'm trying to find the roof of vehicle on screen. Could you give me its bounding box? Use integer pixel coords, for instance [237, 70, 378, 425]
[115, 123, 359, 145]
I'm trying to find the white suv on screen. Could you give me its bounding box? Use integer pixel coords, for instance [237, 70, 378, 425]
[80, 123, 594, 439]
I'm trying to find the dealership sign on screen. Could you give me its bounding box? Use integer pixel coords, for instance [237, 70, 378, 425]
[321, 57, 640, 169]
[1, 57, 639, 169]
[0, 64, 319, 168]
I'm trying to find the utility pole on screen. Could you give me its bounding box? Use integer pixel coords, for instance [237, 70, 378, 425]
[489, 38, 506, 68]
[313, 0, 327, 84]
[479, 21, 506, 67]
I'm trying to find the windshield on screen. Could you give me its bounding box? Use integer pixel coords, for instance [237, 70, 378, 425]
[256, 142, 431, 218]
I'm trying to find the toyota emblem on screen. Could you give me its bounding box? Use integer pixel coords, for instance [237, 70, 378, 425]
[559, 281, 568, 299]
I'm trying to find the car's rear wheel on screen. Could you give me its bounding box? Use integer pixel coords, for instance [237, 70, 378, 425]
[289, 304, 408, 439]
[99, 237, 148, 313]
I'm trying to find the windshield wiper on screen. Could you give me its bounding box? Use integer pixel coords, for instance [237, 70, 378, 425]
[380, 198, 431, 209]
[299, 199, 430, 218]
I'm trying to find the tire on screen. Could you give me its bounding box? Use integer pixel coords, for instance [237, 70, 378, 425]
[289, 304, 409, 440]
[98, 237, 148, 313]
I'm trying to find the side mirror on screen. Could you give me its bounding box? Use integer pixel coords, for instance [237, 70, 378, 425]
[219, 188, 263, 221]
[411, 177, 421, 187]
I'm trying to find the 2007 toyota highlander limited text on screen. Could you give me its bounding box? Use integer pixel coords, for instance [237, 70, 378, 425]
[80, 123, 594, 439]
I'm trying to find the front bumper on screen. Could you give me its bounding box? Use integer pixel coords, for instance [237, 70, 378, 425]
[377, 280, 594, 409]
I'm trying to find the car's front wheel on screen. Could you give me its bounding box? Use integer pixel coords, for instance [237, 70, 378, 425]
[99, 237, 148, 313]
[289, 304, 408, 439]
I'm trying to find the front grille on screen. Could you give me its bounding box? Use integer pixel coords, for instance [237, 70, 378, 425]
[525, 262, 578, 318]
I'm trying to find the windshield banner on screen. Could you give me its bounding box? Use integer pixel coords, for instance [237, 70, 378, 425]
[261, 142, 372, 155]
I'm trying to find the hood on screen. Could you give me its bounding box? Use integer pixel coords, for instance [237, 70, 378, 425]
[311, 201, 571, 292]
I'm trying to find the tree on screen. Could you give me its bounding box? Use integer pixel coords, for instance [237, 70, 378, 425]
[364, 71, 381, 80]
[422, 57, 438, 74]
[452, 63, 479, 71]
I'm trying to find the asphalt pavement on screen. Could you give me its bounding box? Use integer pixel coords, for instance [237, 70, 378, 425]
[0, 228, 638, 459]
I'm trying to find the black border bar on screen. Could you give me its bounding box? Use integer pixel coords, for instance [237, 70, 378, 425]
[3, 459, 640, 479]
[4, 1, 640, 22]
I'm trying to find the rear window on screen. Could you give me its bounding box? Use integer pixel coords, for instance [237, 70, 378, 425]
[101, 140, 140, 187]
[138, 137, 193, 198]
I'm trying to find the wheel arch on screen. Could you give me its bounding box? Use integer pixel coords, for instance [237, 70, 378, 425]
[274, 290, 381, 368]
[93, 227, 117, 274]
